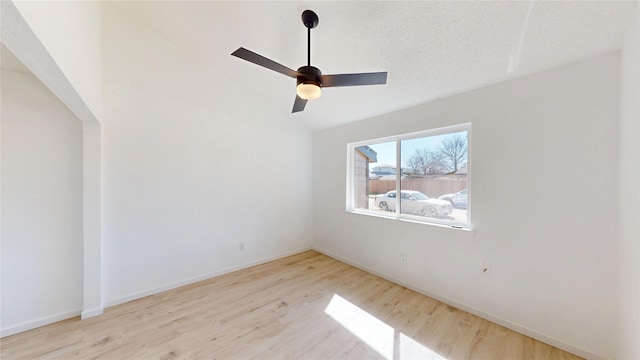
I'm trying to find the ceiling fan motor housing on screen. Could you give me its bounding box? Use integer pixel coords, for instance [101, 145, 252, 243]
[296, 66, 323, 87]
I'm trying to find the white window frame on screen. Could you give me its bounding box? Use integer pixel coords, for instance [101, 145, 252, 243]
[346, 123, 471, 230]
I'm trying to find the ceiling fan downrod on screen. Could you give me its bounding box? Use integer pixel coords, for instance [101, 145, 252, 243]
[307, 26, 311, 66]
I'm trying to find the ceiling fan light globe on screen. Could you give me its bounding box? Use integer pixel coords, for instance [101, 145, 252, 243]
[296, 83, 322, 100]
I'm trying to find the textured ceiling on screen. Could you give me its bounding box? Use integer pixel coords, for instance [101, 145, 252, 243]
[111, 1, 635, 130]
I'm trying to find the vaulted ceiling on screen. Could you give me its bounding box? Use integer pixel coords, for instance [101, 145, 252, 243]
[5, 1, 637, 131]
[111, 1, 635, 130]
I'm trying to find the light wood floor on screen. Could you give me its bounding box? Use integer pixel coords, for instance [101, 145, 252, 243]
[1, 251, 581, 360]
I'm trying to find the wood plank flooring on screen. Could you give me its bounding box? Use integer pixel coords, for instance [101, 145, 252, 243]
[0, 251, 582, 359]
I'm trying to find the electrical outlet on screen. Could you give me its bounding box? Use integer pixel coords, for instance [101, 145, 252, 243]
[481, 262, 491, 275]
[239, 243, 245, 251]
[400, 253, 406, 264]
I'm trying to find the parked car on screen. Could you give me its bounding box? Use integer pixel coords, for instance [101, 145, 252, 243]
[438, 189, 468, 208]
[374, 190, 452, 217]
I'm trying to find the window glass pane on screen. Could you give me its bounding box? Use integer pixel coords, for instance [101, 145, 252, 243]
[400, 131, 468, 225]
[353, 141, 396, 213]
[348, 123, 470, 229]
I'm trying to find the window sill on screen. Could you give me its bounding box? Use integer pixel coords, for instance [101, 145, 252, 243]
[345, 209, 472, 232]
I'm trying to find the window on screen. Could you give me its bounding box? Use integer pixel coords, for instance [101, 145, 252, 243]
[347, 123, 470, 229]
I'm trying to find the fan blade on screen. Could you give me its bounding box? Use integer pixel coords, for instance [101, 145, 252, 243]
[320, 72, 387, 87]
[231, 47, 298, 78]
[292, 95, 307, 113]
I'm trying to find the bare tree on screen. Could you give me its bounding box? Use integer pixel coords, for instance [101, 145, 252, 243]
[406, 149, 445, 175]
[438, 135, 467, 173]
[406, 151, 423, 175]
[421, 149, 445, 175]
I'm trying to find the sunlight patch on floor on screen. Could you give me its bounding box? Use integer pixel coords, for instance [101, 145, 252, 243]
[399, 332, 446, 359]
[325, 293, 394, 358]
[324, 294, 447, 360]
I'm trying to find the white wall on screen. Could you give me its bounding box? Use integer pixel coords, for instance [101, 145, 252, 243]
[313, 54, 619, 359]
[1, 68, 83, 336]
[2, 0, 105, 320]
[81, 121, 102, 319]
[10, 0, 103, 122]
[618, 4, 640, 359]
[101, 5, 313, 305]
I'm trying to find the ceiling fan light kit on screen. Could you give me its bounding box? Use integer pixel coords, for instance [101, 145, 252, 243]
[231, 10, 387, 113]
[296, 82, 321, 100]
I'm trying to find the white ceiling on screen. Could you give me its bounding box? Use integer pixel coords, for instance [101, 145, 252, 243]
[24, 1, 640, 131]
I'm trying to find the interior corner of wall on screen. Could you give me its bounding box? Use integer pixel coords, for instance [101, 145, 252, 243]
[81, 306, 104, 320]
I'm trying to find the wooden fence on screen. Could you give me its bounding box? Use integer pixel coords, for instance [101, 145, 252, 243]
[369, 176, 466, 198]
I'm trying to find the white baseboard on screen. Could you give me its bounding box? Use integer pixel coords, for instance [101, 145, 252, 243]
[81, 306, 104, 319]
[311, 246, 610, 360]
[1, 247, 312, 338]
[105, 246, 312, 308]
[1, 309, 81, 338]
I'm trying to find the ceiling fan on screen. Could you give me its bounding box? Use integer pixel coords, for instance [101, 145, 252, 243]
[231, 10, 388, 113]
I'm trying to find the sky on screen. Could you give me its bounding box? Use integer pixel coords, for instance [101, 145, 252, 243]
[368, 130, 467, 169]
